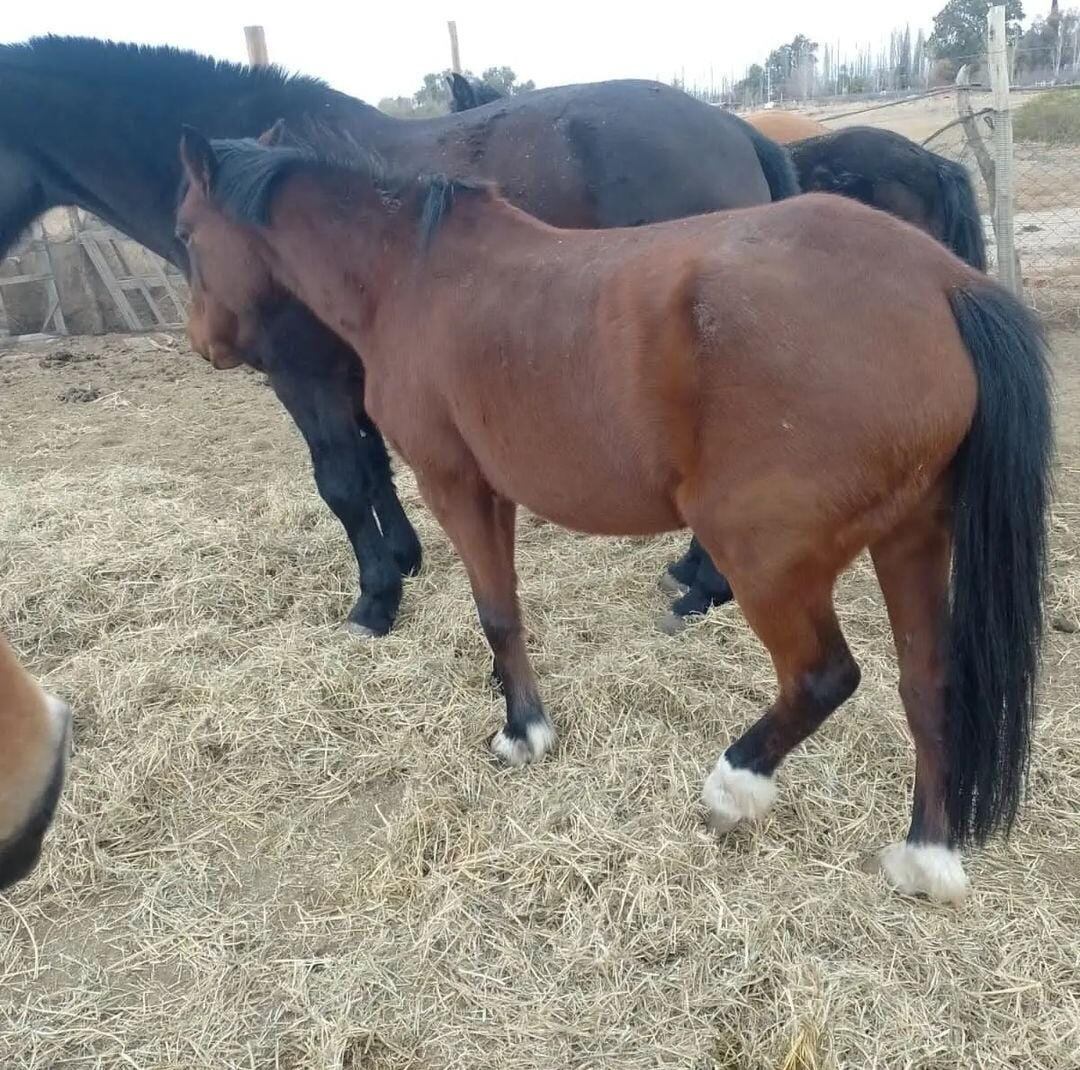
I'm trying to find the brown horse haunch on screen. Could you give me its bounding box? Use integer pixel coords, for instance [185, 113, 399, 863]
[176, 131, 1052, 902]
[0, 633, 72, 891]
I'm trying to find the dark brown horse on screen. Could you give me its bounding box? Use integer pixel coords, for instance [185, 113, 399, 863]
[175, 131, 1051, 901]
[0, 633, 71, 891]
[2, 36, 796, 638]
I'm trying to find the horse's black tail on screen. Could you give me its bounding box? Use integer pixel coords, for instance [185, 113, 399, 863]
[946, 284, 1053, 845]
[937, 157, 988, 271]
[743, 124, 801, 202]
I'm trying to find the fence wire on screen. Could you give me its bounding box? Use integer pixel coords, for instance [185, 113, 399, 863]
[923, 103, 1080, 325]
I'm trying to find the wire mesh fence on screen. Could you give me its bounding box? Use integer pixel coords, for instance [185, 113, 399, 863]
[923, 93, 1080, 325]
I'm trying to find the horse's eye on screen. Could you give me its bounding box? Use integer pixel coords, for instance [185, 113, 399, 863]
[175, 226, 192, 245]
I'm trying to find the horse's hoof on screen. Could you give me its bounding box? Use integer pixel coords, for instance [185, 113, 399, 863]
[345, 597, 394, 638]
[343, 621, 380, 639]
[701, 757, 778, 835]
[656, 611, 689, 636]
[490, 720, 556, 767]
[658, 573, 690, 597]
[877, 842, 970, 904]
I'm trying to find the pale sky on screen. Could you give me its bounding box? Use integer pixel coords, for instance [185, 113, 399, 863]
[4, 1, 1008, 103]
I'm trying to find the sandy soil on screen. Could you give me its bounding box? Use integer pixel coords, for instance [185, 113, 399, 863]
[0, 330, 1078, 1068]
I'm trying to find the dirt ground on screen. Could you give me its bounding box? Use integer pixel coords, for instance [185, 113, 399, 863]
[0, 330, 1078, 1069]
[802, 87, 1021, 143]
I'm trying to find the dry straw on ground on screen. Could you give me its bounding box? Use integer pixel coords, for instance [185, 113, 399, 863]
[0, 332, 1078, 1069]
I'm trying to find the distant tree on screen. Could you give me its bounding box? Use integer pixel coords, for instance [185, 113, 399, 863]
[733, 62, 766, 105]
[914, 28, 929, 85]
[1016, 6, 1079, 78]
[478, 66, 535, 95]
[899, 25, 913, 87]
[379, 65, 535, 119]
[928, 0, 1025, 66]
[764, 33, 818, 99]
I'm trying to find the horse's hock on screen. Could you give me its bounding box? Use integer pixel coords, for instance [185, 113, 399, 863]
[0, 208, 187, 338]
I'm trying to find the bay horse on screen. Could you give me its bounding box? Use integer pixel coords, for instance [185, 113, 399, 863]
[176, 130, 1052, 901]
[1, 36, 796, 637]
[447, 84, 990, 633]
[667, 129, 990, 624]
[744, 110, 828, 143]
[0, 633, 71, 891]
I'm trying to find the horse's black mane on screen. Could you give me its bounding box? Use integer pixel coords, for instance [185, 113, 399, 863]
[0, 35, 329, 98]
[0, 36, 358, 184]
[207, 138, 489, 247]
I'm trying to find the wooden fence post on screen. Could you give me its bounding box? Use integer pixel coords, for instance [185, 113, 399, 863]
[988, 5, 1020, 294]
[447, 21, 462, 74]
[244, 25, 270, 67]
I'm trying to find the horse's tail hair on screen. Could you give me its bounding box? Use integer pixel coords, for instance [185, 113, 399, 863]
[945, 283, 1053, 845]
[743, 123, 801, 202]
[937, 157, 988, 271]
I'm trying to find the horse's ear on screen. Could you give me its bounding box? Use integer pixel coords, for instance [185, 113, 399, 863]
[448, 72, 473, 111]
[179, 126, 216, 195]
[258, 119, 287, 147]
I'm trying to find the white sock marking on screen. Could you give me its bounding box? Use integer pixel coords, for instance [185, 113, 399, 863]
[490, 719, 556, 766]
[701, 756, 778, 833]
[878, 841, 970, 903]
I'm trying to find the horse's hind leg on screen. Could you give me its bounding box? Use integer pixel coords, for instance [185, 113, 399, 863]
[660, 537, 735, 623]
[699, 562, 860, 834]
[870, 491, 970, 902]
[662, 537, 703, 594]
[415, 469, 554, 767]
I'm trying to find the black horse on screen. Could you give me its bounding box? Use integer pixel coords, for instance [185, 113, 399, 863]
[0, 35, 796, 635]
[790, 126, 987, 272]
[449, 78, 987, 274]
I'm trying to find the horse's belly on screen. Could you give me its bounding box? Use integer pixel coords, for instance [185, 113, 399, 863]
[481, 449, 681, 536]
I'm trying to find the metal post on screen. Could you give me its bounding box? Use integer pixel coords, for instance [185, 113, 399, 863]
[988, 5, 1019, 294]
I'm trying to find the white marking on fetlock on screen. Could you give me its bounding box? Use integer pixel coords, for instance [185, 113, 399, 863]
[490, 719, 556, 767]
[878, 841, 970, 903]
[658, 573, 689, 597]
[342, 622, 379, 640]
[701, 756, 778, 834]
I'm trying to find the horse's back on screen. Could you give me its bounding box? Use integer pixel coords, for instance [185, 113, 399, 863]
[682, 195, 978, 499]
[389, 80, 776, 228]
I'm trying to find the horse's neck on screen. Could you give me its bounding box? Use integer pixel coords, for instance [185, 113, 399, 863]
[0, 64, 393, 266]
[269, 186, 551, 357]
[265, 190, 391, 352]
[0, 74, 181, 262]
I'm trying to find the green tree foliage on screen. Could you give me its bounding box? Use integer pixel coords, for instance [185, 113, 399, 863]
[1016, 7, 1080, 77]
[928, 0, 1025, 63]
[378, 66, 534, 119]
[765, 33, 819, 97]
[478, 66, 535, 96]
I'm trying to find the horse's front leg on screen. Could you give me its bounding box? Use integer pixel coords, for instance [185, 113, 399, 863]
[417, 468, 555, 766]
[262, 343, 414, 637]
